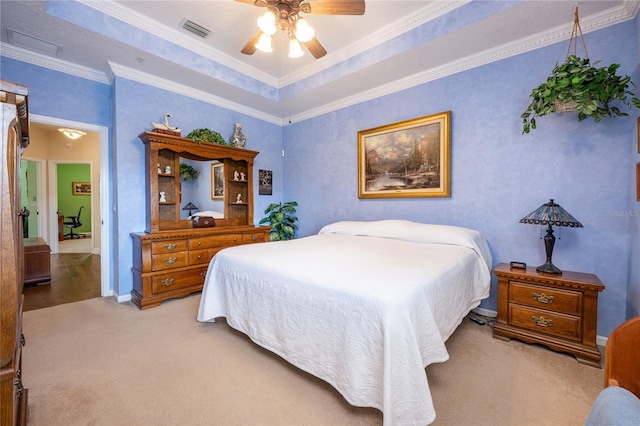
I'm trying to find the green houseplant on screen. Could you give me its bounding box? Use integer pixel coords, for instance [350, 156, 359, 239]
[259, 201, 298, 241]
[179, 163, 200, 181]
[186, 128, 230, 145]
[521, 55, 640, 133]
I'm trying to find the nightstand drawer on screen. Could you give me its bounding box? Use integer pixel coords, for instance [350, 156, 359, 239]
[510, 281, 582, 316]
[509, 304, 581, 341]
[151, 267, 208, 294]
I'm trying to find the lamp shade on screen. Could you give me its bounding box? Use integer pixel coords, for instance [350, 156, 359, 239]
[182, 202, 198, 216]
[519, 199, 583, 228]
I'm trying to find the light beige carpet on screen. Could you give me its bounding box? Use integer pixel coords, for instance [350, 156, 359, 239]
[22, 295, 603, 425]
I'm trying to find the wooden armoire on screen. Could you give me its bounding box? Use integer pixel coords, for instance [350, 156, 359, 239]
[1, 80, 29, 425]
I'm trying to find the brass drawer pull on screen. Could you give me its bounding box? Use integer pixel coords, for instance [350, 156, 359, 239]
[250, 235, 258, 241]
[532, 292, 554, 304]
[164, 243, 177, 250]
[200, 272, 206, 278]
[164, 257, 177, 264]
[532, 316, 553, 327]
[161, 278, 174, 286]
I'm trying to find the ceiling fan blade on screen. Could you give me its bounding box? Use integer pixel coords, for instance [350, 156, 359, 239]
[234, 0, 260, 5]
[241, 31, 262, 55]
[304, 0, 365, 15]
[304, 37, 327, 59]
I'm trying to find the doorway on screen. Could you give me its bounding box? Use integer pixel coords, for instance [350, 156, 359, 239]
[28, 114, 111, 298]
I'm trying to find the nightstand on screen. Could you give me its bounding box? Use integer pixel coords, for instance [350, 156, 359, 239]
[493, 262, 605, 367]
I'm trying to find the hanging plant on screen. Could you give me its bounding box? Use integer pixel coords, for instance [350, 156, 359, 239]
[186, 128, 230, 145]
[179, 163, 200, 181]
[521, 7, 640, 134]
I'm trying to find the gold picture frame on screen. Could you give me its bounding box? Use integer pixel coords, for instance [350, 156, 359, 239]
[211, 162, 224, 200]
[358, 111, 451, 198]
[72, 182, 91, 195]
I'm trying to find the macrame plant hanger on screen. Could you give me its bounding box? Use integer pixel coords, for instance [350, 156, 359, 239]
[565, 5, 589, 61]
[555, 5, 589, 113]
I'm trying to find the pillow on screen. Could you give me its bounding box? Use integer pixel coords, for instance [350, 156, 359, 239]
[319, 220, 492, 269]
[190, 210, 224, 219]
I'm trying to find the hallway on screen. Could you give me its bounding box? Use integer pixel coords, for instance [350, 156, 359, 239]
[23, 238, 101, 311]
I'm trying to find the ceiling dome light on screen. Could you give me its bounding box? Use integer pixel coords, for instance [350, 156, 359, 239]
[295, 17, 314, 43]
[255, 33, 273, 52]
[58, 128, 86, 140]
[257, 11, 277, 36]
[288, 38, 304, 58]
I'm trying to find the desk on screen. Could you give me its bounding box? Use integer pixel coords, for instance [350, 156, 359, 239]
[24, 237, 51, 285]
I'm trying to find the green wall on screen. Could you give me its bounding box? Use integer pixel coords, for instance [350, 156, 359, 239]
[57, 164, 91, 234]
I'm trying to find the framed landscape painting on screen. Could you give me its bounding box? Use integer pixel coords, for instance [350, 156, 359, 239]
[72, 182, 91, 195]
[358, 111, 451, 198]
[211, 162, 224, 200]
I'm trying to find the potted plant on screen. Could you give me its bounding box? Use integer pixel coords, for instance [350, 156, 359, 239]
[259, 201, 298, 241]
[521, 55, 640, 133]
[186, 128, 230, 145]
[179, 163, 200, 181]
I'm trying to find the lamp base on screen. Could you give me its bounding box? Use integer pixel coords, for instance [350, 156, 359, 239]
[536, 260, 562, 275]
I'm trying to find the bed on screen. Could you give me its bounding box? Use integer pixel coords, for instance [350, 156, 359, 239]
[197, 220, 492, 425]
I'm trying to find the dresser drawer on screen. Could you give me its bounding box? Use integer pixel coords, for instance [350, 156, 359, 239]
[243, 232, 266, 244]
[510, 281, 582, 316]
[151, 240, 188, 254]
[151, 251, 189, 271]
[189, 234, 242, 250]
[151, 267, 208, 294]
[509, 304, 581, 342]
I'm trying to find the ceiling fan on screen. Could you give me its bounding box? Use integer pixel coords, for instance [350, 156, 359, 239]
[235, 0, 365, 59]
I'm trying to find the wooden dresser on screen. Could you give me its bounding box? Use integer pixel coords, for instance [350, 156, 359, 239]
[1, 80, 29, 425]
[493, 262, 605, 367]
[131, 131, 269, 309]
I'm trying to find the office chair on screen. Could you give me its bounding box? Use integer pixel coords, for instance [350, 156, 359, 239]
[63, 206, 86, 239]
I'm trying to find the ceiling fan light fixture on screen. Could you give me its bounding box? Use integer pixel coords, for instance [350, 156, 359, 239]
[255, 33, 273, 52]
[288, 38, 304, 58]
[294, 17, 314, 43]
[257, 11, 277, 36]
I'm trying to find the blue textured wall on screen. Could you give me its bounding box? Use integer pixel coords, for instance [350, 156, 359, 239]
[111, 78, 283, 296]
[283, 20, 638, 337]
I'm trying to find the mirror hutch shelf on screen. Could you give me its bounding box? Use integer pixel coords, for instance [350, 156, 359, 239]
[131, 131, 269, 309]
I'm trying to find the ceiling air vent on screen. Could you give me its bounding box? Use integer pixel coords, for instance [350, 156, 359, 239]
[181, 19, 211, 38]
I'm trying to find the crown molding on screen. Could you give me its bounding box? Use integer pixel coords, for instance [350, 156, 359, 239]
[107, 62, 281, 125]
[279, 1, 470, 87]
[0, 42, 109, 84]
[79, 0, 279, 88]
[288, 0, 639, 124]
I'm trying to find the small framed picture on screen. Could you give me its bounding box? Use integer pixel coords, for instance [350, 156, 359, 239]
[637, 162, 640, 202]
[72, 182, 91, 195]
[211, 162, 224, 200]
[259, 169, 272, 195]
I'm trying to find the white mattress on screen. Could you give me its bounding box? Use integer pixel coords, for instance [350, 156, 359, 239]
[197, 220, 492, 425]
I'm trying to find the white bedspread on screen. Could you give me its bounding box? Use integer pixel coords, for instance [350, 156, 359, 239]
[197, 220, 492, 425]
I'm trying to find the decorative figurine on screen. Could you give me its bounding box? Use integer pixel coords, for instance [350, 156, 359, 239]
[152, 113, 182, 134]
[240, 172, 246, 181]
[236, 193, 242, 203]
[165, 165, 171, 174]
[158, 163, 161, 174]
[234, 171, 239, 181]
[159, 191, 166, 202]
[229, 123, 246, 148]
